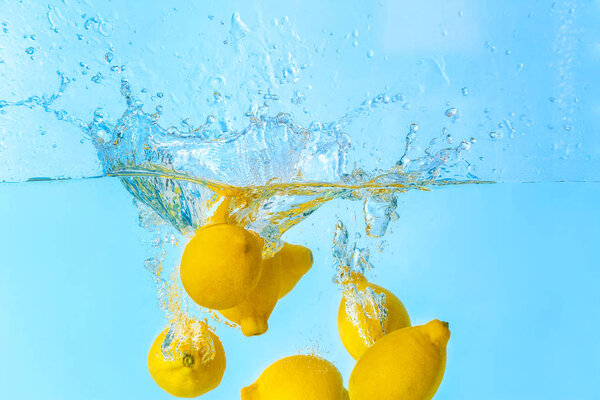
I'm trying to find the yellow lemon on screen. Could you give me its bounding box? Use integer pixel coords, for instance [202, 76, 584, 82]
[337, 277, 411, 360]
[219, 254, 282, 336]
[348, 319, 450, 400]
[276, 243, 313, 299]
[241, 355, 348, 400]
[180, 223, 263, 310]
[147, 327, 226, 398]
[219, 242, 312, 336]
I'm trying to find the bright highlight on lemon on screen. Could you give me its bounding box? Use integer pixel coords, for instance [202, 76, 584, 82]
[337, 274, 411, 360]
[348, 319, 450, 400]
[180, 223, 263, 310]
[147, 327, 226, 398]
[241, 354, 348, 400]
[219, 242, 313, 336]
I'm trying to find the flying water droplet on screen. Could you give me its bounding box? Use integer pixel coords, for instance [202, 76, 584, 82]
[445, 108, 458, 118]
[489, 131, 503, 140]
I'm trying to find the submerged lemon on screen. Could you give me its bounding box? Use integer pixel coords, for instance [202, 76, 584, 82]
[348, 319, 450, 400]
[241, 355, 348, 400]
[180, 223, 263, 310]
[219, 253, 282, 336]
[337, 275, 411, 360]
[147, 327, 226, 398]
[219, 242, 313, 336]
[276, 243, 313, 299]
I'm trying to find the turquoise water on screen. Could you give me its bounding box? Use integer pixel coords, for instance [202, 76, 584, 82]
[1, 1, 599, 399]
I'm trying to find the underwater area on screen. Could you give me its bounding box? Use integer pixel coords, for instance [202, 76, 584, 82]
[1, 0, 599, 399]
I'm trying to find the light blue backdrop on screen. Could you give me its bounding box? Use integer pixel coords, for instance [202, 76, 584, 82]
[1, 179, 598, 399]
[1, 0, 599, 399]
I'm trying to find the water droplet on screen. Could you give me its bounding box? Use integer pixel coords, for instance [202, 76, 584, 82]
[91, 73, 103, 83]
[505, 49, 511, 55]
[30, 34, 37, 40]
[156, 92, 164, 98]
[445, 108, 458, 118]
[84, 17, 97, 30]
[25, 47, 35, 55]
[105, 52, 113, 62]
[461, 87, 468, 96]
[489, 131, 503, 140]
[353, 29, 359, 38]
[367, 49, 374, 58]
[77, 34, 84, 40]
[353, 40, 358, 47]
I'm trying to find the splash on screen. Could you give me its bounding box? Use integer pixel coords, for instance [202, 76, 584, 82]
[1, 68, 481, 244]
[0, 10, 486, 354]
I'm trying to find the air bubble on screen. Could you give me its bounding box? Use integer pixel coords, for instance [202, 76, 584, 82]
[209, 75, 226, 88]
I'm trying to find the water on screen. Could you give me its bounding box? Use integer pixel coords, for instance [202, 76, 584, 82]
[1, 1, 599, 399]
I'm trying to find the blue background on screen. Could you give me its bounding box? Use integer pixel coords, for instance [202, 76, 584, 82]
[1, 0, 600, 399]
[1, 180, 599, 399]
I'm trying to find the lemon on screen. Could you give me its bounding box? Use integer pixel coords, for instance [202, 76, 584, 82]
[348, 319, 450, 400]
[147, 327, 226, 398]
[180, 223, 263, 310]
[218, 242, 312, 336]
[241, 355, 348, 400]
[337, 275, 411, 360]
[219, 253, 282, 336]
[276, 243, 313, 299]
